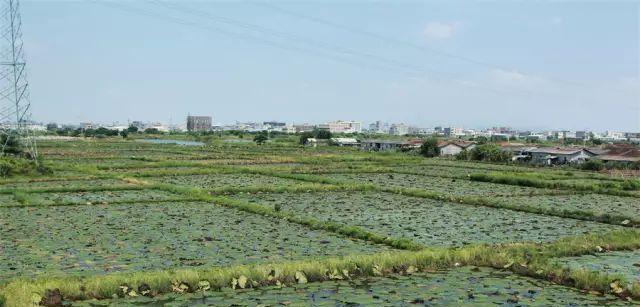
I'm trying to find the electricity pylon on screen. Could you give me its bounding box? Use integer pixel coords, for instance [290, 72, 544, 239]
[0, 0, 37, 159]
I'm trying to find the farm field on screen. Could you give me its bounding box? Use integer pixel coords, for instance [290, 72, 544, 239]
[236, 191, 620, 246]
[1, 138, 639, 306]
[553, 250, 640, 283]
[323, 173, 554, 196]
[494, 194, 640, 220]
[73, 267, 628, 306]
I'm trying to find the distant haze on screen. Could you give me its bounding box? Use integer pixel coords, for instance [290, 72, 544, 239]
[22, 1, 639, 131]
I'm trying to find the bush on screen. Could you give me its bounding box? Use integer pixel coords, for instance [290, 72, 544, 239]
[0, 134, 23, 155]
[581, 159, 604, 171]
[455, 149, 469, 160]
[299, 132, 313, 145]
[419, 138, 440, 157]
[0, 156, 45, 177]
[253, 132, 268, 145]
[469, 144, 511, 162]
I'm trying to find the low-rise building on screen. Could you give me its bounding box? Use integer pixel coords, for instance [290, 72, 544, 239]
[330, 137, 360, 147]
[529, 147, 597, 165]
[596, 145, 640, 164]
[438, 140, 476, 156]
[361, 139, 423, 151]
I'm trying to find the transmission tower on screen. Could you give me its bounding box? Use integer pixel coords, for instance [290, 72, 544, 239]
[0, 0, 36, 159]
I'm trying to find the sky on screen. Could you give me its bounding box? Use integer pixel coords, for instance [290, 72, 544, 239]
[17, 0, 640, 131]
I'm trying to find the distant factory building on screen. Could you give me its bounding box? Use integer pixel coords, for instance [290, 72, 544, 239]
[186, 116, 212, 132]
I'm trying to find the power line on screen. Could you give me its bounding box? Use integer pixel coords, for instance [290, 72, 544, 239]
[91, 1, 590, 103]
[251, 1, 592, 89]
[144, 0, 555, 99]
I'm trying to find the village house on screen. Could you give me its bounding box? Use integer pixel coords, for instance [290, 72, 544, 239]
[596, 145, 640, 164]
[438, 140, 476, 156]
[528, 147, 597, 165]
[361, 139, 423, 151]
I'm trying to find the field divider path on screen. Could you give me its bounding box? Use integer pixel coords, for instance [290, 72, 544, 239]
[239, 167, 640, 227]
[2, 229, 639, 306]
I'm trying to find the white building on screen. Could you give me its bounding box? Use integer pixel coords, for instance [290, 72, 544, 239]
[438, 141, 476, 156]
[389, 123, 409, 136]
[321, 120, 362, 134]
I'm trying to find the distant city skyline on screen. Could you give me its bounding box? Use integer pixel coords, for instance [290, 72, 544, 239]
[22, 1, 639, 131]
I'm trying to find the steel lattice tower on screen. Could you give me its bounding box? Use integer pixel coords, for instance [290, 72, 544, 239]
[0, 0, 36, 159]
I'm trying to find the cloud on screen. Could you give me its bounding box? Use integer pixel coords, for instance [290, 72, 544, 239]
[485, 69, 548, 90]
[550, 16, 564, 25]
[423, 21, 461, 40]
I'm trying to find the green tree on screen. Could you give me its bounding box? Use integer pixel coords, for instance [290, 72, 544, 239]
[253, 132, 268, 145]
[474, 136, 488, 145]
[299, 132, 313, 145]
[314, 129, 332, 139]
[469, 144, 512, 162]
[127, 126, 139, 133]
[120, 130, 129, 139]
[419, 138, 440, 157]
[144, 128, 160, 134]
[0, 134, 22, 155]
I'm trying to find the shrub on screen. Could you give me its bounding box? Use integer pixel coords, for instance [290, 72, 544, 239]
[469, 144, 511, 162]
[0, 156, 46, 177]
[253, 132, 268, 145]
[0, 134, 23, 155]
[581, 159, 604, 171]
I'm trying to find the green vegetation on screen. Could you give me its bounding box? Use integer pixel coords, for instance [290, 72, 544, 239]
[419, 137, 440, 157]
[1, 137, 639, 306]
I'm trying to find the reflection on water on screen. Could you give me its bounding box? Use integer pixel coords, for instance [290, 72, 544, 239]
[136, 139, 204, 146]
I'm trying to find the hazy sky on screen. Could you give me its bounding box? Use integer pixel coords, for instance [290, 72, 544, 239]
[21, 1, 640, 131]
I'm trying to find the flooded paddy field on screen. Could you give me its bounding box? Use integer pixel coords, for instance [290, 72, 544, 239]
[1, 139, 638, 306]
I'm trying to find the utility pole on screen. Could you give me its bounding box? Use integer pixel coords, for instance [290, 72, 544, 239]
[0, 0, 37, 159]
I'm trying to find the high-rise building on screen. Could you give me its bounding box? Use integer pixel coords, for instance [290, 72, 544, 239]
[186, 116, 212, 132]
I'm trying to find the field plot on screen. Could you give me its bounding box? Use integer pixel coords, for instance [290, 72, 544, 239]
[235, 191, 619, 247]
[495, 194, 640, 219]
[0, 194, 20, 206]
[553, 250, 640, 283]
[152, 173, 311, 190]
[324, 173, 552, 196]
[0, 178, 133, 191]
[0, 202, 387, 281]
[392, 165, 474, 178]
[76, 267, 628, 306]
[24, 189, 178, 205]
